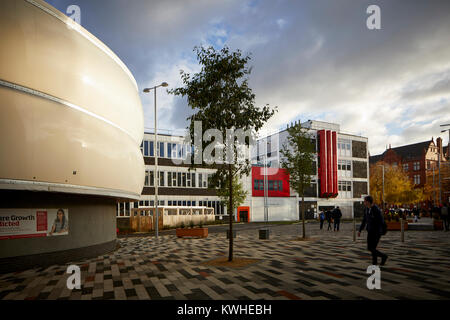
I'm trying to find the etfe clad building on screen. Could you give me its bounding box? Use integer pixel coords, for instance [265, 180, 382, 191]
[0, 0, 144, 272]
[240, 120, 369, 221]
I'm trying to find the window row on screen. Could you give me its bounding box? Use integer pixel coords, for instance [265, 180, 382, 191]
[144, 170, 212, 188]
[338, 139, 351, 157]
[338, 160, 351, 171]
[338, 181, 352, 192]
[253, 179, 283, 191]
[141, 140, 193, 159]
[413, 175, 421, 185]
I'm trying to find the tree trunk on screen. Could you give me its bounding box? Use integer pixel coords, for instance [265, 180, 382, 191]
[228, 165, 233, 262]
[302, 194, 306, 239]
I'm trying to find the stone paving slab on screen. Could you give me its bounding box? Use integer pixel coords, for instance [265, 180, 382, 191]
[1, 223, 450, 300]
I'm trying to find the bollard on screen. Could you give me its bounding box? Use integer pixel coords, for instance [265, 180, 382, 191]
[259, 228, 270, 240]
[400, 218, 404, 242]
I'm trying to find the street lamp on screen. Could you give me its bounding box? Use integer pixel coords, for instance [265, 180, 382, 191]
[143, 82, 168, 239]
[377, 164, 385, 211]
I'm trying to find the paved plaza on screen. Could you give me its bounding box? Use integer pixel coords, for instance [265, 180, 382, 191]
[1, 222, 450, 300]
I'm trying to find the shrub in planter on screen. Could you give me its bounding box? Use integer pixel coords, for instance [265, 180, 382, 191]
[189, 220, 195, 229]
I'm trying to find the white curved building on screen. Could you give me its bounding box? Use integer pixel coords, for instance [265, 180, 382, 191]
[0, 0, 145, 272]
[0, 0, 145, 199]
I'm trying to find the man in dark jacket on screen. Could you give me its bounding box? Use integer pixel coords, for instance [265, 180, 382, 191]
[333, 206, 342, 231]
[358, 195, 388, 266]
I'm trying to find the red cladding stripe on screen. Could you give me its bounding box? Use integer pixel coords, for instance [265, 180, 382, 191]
[332, 131, 338, 197]
[319, 130, 327, 197]
[326, 130, 332, 197]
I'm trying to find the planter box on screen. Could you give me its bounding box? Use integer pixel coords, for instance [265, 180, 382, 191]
[386, 221, 408, 231]
[176, 227, 208, 238]
[433, 220, 444, 231]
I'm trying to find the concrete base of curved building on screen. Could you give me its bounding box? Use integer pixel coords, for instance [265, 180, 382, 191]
[0, 190, 118, 274]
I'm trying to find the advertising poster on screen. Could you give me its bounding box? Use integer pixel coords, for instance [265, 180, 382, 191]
[0, 209, 69, 240]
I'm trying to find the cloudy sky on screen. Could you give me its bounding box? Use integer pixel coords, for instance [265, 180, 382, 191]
[45, 0, 450, 155]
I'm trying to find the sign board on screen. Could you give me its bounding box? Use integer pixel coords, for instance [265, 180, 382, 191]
[0, 209, 69, 240]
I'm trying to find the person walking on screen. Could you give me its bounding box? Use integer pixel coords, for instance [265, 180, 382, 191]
[326, 210, 332, 231]
[441, 203, 449, 231]
[333, 206, 342, 231]
[319, 210, 325, 230]
[358, 195, 388, 266]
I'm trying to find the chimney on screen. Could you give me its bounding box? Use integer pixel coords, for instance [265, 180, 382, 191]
[437, 137, 443, 156]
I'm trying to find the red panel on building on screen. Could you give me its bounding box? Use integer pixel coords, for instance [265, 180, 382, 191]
[326, 130, 332, 197]
[332, 131, 338, 197]
[318, 130, 327, 197]
[252, 166, 290, 197]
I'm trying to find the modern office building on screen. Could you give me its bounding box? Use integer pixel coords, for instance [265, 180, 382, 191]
[117, 131, 225, 228]
[239, 120, 370, 221]
[124, 120, 370, 224]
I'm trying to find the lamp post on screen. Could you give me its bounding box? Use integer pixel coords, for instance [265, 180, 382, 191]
[143, 82, 168, 239]
[377, 164, 385, 211]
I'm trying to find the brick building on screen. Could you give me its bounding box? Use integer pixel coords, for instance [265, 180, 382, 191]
[369, 137, 448, 199]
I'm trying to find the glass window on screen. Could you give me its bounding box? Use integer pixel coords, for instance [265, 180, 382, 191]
[192, 173, 196, 187]
[144, 141, 149, 156]
[150, 141, 154, 157]
[172, 172, 177, 187]
[187, 201, 191, 206]
[177, 172, 182, 187]
[268, 180, 273, 191]
[168, 200, 172, 206]
[279, 181, 283, 191]
[159, 142, 165, 157]
[159, 172, 164, 186]
[259, 180, 264, 190]
[167, 143, 172, 158]
[150, 200, 154, 206]
[254, 180, 258, 190]
[186, 173, 191, 187]
[145, 170, 149, 186]
[192, 201, 196, 206]
[183, 201, 187, 206]
[182, 173, 186, 187]
[149, 171, 154, 186]
[168, 172, 172, 187]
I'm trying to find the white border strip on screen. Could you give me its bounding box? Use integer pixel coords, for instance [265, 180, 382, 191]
[0, 79, 136, 142]
[24, 0, 138, 91]
[0, 179, 141, 200]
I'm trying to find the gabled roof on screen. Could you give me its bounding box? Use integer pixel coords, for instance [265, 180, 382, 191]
[370, 140, 433, 163]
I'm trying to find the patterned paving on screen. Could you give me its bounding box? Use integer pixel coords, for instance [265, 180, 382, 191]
[1, 223, 450, 300]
